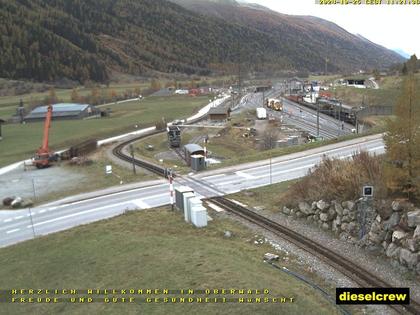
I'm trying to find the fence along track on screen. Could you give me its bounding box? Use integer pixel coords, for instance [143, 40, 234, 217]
[210, 197, 420, 315]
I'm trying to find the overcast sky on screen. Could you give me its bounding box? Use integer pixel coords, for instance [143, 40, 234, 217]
[240, 0, 418, 57]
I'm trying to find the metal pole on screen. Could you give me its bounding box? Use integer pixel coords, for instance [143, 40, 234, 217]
[317, 102, 320, 137]
[269, 153, 272, 185]
[339, 101, 342, 136]
[169, 169, 174, 211]
[28, 207, 36, 238]
[31, 178, 36, 201]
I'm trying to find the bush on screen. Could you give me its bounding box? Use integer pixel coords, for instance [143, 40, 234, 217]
[283, 151, 386, 205]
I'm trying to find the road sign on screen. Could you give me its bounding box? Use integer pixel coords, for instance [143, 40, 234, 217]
[105, 165, 112, 175]
[363, 186, 373, 197]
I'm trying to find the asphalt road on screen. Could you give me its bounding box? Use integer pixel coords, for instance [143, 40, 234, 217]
[0, 134, 384, 248]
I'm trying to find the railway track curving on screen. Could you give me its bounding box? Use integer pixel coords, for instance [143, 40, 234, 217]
[209, 196, 420, 315]
[112, 129, 169, 177]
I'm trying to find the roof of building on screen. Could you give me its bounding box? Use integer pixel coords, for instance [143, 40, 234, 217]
[32, 103, 89, 113]
[184, 144, 204, 154]
[208, 106, 230, 115]
[25, 103, 90, 119]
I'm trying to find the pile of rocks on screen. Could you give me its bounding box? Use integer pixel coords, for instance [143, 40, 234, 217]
[2, 196, 33, 209]
[368, 201, 420, 273]
[282, 199, 420, 273]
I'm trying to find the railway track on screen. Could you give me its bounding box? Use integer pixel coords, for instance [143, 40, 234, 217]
[209, 197, 420, 315]
[112, 129, 169, 177]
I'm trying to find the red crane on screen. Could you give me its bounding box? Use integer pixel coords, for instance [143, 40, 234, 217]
[33, 105, 56, 169]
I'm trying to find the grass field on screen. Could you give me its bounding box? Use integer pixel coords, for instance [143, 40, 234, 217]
[0, 207, 343, 315]
[0, 82, 150, 114]
[333, 73, 420, 108]
[0, 95, 209, 167]
[229, 180, 297, 213]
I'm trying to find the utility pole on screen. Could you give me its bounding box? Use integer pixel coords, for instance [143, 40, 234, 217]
[168, 169, 174, 211]
[269, 152, 272, 185]
[129, 144, 136, 175]
[317, 102, 320, 137]
[325, 58, 329, 75]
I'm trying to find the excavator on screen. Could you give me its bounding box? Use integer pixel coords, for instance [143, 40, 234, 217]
[32, 105, 58, 169]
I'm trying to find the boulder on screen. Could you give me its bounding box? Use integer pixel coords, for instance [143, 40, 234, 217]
[2, 197, 14, 206]
[369, 231, 384, 245]
[399, 248, 419, 268]
[406, 238, 420, 252]
[321, 223, 330, 230]
[385, 231, 393, 243]
[282, 207, 291, 215]
[341, 215, 351, 223]
[391, 200, 402, 212]
[392, 230, 408, 243]
[316, 200, 328, 211]
[311, 201, 318, 210]
[343, 201, 355, 211]
[343, 209, 350, 216]
[386, 243, 400, 259]
[407, 210, 420, 228]
[320, 213, 332, 222]
[11, 197, 22, 208]
[370, 221, 382, 234]
[21, 198, 34, 208]
[296, 211, 304, 218]
[298, 202, 314, 215]
[328, 208, 337, 219]
[383, 212, 400, 231]
[347, 222, 357, 233]
[334, 202, 344, 216]
[341, 223, 349, 232]
[306, 215, 314, 222]
[414, 226, 420, 239]
[224, 231, 232, 238]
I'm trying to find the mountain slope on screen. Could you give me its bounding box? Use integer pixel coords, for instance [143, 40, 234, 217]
[0, 0, 288, 82]
[171, 0, 404, 72]
[0, 0, 404, 83]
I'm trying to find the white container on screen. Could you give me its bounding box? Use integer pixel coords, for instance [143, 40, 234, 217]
[175, 186, 193, 211]
[183, 192, 195, 222]
[187, 197, 203, 223]
[191, 205, 208, 228]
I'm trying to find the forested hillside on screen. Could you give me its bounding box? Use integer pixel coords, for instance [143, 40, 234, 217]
[0, 0, 404, 83]
[171, 0, 404, 73]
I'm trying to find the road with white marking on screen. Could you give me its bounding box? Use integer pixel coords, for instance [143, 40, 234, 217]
[0, 134, 384, 248]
